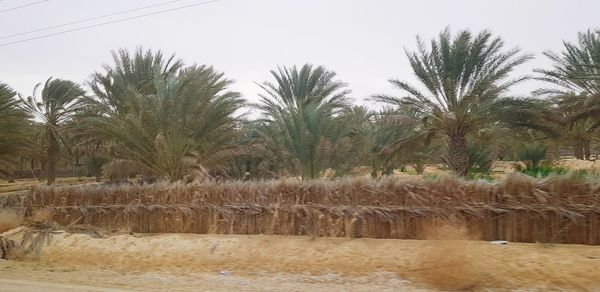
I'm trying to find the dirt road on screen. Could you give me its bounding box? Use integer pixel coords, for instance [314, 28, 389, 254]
[0, 261, 419, 291]
[0, 279, 124, 292]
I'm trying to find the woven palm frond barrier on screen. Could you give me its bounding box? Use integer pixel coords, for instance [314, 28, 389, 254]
[12, 174, 600, 244]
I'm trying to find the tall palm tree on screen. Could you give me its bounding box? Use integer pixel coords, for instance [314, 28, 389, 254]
[535, 29, 600, 158]
[551, 95, 597, 159]
[257, 64, 351, 179]
[19, 78, 85, 184]
[83, 49, 243, 182]
[375, 28, 531, 176]
[0, 82, 29, 181]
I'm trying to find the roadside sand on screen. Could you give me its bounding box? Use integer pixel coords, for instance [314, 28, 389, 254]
[2, 230, 600, 291]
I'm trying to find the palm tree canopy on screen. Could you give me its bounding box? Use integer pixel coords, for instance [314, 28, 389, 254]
[19, 78, 86, 127]
[0, 82, 29, 159]
[0, 83, 20, 132]
[535, 29, 600, 96]
[256, 64, 351, 179]
[258, 64, 350, 117]
[82, 48, 243, 181]
[376, 28, 532, 136]
[535, 29, 600, 133]
[89, 47, 184, 116]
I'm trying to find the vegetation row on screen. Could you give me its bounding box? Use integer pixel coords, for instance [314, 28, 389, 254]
[2, 28, 600, 183]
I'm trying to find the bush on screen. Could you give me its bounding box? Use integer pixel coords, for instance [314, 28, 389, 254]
[465, 143, 493, 180]
[518, 143, 547, 169]
[515, 165, 567, 178]
[86, 156, 109, 181]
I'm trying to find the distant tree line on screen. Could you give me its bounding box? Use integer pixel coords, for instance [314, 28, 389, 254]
[2, 28, 600, 183]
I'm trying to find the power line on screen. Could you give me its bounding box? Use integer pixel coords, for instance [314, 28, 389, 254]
[0, 0, 48, 14]
[0, 0, 220, 47]
[1, 0, 192, 40]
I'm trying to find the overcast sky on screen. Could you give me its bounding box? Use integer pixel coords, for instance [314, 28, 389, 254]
[1, 0, 598, 110]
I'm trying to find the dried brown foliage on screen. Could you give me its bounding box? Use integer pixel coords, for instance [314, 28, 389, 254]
[0, 209, 23, 233]
[15, 174, 600, 244]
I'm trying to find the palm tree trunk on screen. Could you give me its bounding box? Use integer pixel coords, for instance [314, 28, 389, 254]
[415, 162, 425, 175]
[584, 140, 591, 160]
[304, 160, 317, 180]
[573, 140, 584, 160]
[47, 131, 58, 185]
[448, 134, 469, 177]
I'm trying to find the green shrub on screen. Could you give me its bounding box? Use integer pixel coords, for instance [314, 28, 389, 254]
[515, 164, 567, 177]
[86, 156, 109, 181]
[518, 143, 547, 169]
[462, 143, 493, 181]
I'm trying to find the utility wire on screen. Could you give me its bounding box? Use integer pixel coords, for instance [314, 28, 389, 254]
[1, 0, 192, 40]
[0, 0, 47, 14]
[0, 0, 220, 47]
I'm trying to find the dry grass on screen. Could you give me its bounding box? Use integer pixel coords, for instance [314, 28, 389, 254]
[26, 173, 596, 206]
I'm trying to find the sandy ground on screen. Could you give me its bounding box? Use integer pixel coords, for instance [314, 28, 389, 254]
[1, 229, 600, 291]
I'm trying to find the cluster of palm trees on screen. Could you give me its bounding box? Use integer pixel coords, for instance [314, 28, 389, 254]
[1, 28, 600, 184]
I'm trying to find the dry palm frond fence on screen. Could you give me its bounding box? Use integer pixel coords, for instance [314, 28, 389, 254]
[14, 175, 600, 244]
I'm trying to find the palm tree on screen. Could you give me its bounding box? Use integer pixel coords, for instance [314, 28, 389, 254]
[535, 29, 600, 159]
[375, 28, 531, 176]
[256, 64, 351, 179]
[83, 49, 243, 182]
[329, 105, 373, 176]
[0, 82, 29, 182]
[550, 95, 598, 159]
[19, 78, 85, 184]
[370, 106, 441, 176]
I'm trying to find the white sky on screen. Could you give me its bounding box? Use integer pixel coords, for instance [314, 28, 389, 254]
[0, 0, 598, 111]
